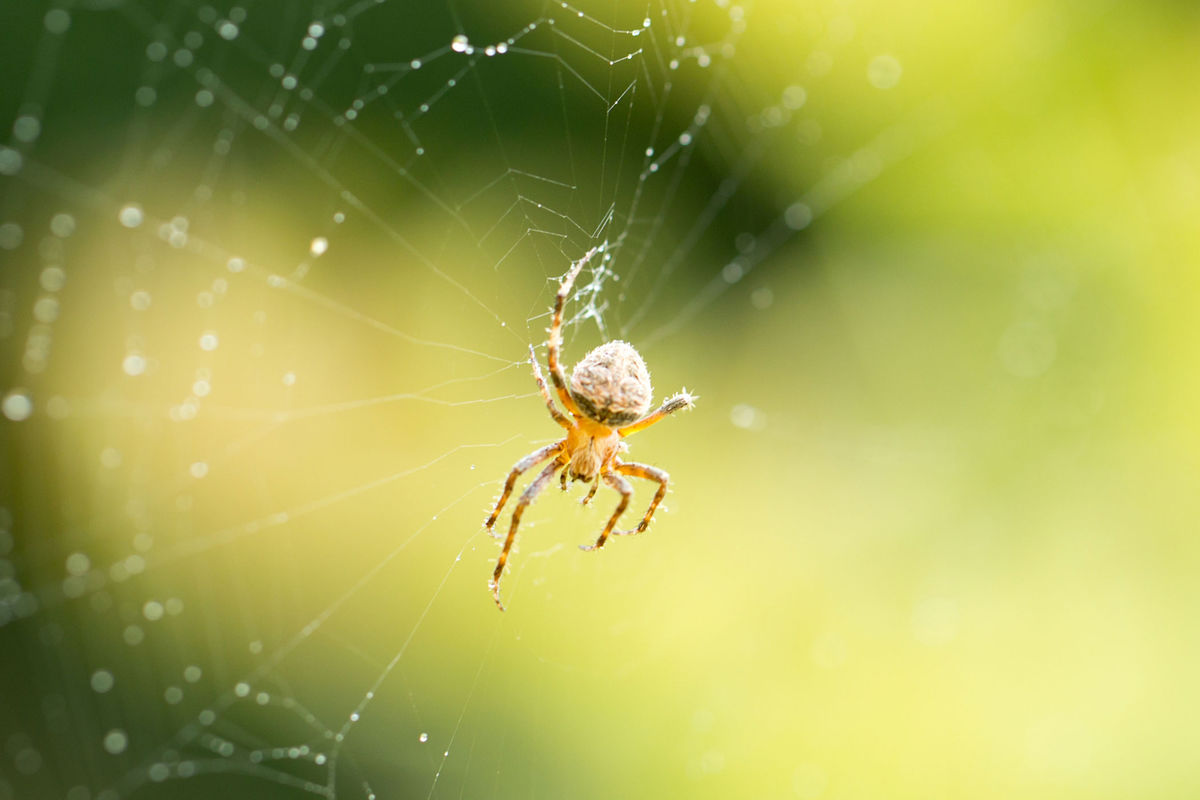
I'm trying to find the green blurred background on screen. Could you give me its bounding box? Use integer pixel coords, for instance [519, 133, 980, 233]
[2, 0, 1199, 798]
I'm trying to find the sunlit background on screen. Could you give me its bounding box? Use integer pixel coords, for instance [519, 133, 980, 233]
[2, 0, 1199, 798]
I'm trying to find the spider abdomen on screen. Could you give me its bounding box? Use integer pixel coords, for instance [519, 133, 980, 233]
[569, 340, 652, 426]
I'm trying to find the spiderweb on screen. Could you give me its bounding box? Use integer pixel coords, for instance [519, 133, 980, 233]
[0, 1, 919, 797]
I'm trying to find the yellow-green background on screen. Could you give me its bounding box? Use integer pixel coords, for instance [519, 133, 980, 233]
[1, 0, 1198, 798]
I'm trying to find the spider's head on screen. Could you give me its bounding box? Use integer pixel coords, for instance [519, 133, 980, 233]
[569, 340, 652, 427]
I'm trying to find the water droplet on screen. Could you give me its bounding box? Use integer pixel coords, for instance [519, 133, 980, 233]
[418, 732, 429, 743]
[750, 287, 774, 310]
[34, 263, 65, 298]
[91, 670, 115, 693]
[451, 34, 469, 53]
[66, 552, 90, 575]
[12, 115, 41, 143]
[33, 297, 59, 323]
[730, 403, 766, 431]
[0, 220, 23, 247]
[44, 9, 71, 34]
[867, 54, 902, 89]
[2, 389, 33, 421]
[784, 202, 812, 230]
[122, 353, 147, 376]
[50, 213, 76, 237]
[103, 729, 128, 754]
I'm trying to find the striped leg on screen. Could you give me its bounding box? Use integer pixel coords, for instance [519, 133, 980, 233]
[614, 461, 668, 536]
[581, 477, 600, 506]
[490, 459, 563, 610]
[618, 390, 695, 438]
[529, 344, 571, 428]
[547, 248, 599, 417]
[579, 471, 632, 552]
[484, 443, 561, 534]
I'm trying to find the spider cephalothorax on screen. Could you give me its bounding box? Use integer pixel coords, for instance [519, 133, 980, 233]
[483, 247, 695, 610]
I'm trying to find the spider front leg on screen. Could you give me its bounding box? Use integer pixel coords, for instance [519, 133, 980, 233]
[618, 389, 696, 438]
[613, 461, 668, 536]
[546, 248, 599, 418]
[491, 459, 563, 610]
[579, 471, 632, 552]
[485, 443, 562, 535]
[528, 344, 571, 429]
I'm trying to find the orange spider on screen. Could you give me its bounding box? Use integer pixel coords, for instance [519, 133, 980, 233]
[485, 247, 696, 610]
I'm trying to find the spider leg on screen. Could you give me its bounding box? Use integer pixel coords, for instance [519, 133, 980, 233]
[547, 248, 600, 418]
[618, 389, 696, 438]
[613, 460, 669, 536]
[528, 344, 571, 429]
[490, 459, 563, 610]
[581, 476, 600, 506]
[560, 469, 569, 492]
[484, 443, 562, 534]
[579, 471, 632, 552]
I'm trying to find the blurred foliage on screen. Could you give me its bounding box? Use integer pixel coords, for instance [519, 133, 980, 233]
[1, 1, 1198, 799]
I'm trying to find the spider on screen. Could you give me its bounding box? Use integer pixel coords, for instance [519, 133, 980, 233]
[484, 248, 696, 610]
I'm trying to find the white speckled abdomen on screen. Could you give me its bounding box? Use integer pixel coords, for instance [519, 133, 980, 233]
[569, 340, 652, 426]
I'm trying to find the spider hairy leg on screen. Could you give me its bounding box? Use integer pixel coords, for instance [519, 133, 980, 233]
[579, 471, 632, 552]
[485, 443, 562, 534]
[618, 389, 697, 438]
[490, 459, 563, 610]
[529, 344, 571, 428]
[581, 477, 600, 506]
[614, 461, 669, 535]
[547, 247, 601, 417]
